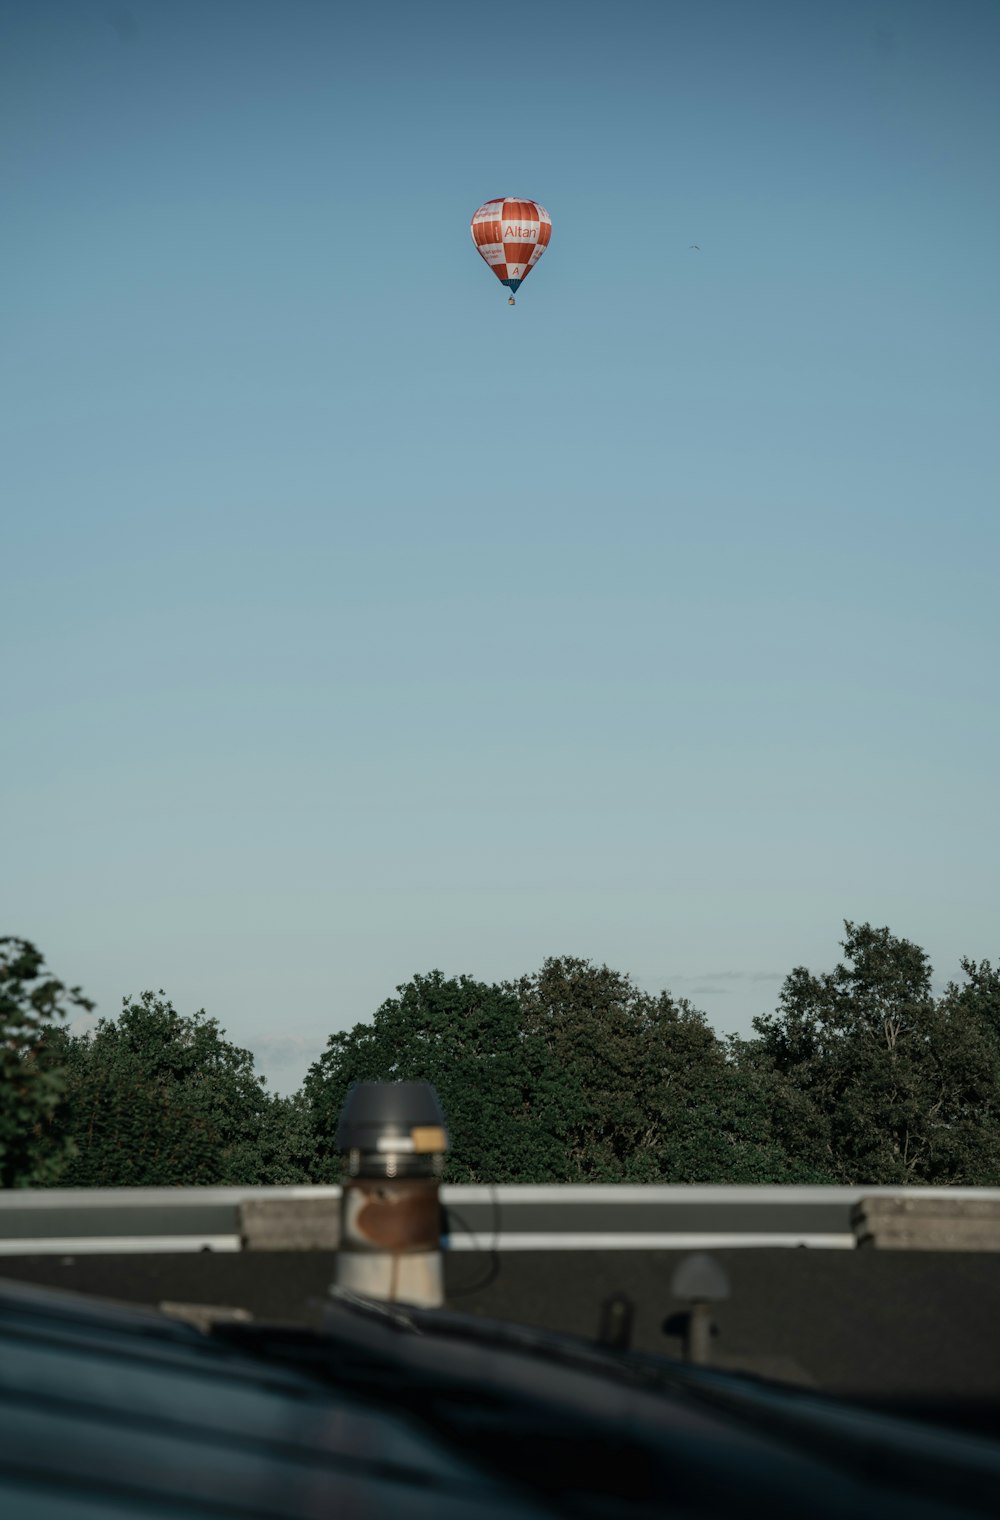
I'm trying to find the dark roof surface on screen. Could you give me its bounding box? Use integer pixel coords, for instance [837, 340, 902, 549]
[2, 1273, 1000, 1518]
[5, 1245, 1000, 1402]
[0, 1277, 548, 1519]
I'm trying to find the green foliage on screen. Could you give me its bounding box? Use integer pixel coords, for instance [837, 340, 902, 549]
[749, 923, 1000, 1184]
[513, 957, 797, 1182]
[941, 957, 1000, 1046]
[242, 1091, 319, 1185]
[9, 926, 1000, 1188]
[48, 991, 282, 1186]
[305, 957, 800, 1184]
[304, 971, 573, 1182]
[0, 938, 94, 1187]
[728, 1034, 837, 1184]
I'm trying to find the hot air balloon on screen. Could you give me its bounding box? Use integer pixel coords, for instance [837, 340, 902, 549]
[470, 197, 551, 306]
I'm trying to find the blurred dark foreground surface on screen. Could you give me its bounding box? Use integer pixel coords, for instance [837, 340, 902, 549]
[2, 1250, 1000, 1516]
[3, 1247, 999, 1408]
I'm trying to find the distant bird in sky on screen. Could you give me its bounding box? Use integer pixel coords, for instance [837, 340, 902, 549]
[689, 244, 700, 250]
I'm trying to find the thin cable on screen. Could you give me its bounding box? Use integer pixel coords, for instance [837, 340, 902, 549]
[442, 1187, 502, 1297]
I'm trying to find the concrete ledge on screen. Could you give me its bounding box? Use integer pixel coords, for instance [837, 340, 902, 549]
[238, 1198, 341, 1251]
[854, 1196, 1000, 1251]
[5, 1187, 1000, 1255]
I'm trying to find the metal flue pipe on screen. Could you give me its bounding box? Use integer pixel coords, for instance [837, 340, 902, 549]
[332, 1081, 449, 1308]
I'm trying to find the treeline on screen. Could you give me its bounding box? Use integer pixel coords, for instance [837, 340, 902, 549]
[2, 923, 999, 1189]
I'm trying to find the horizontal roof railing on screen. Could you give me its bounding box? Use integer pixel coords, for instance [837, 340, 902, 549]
[2, 1186, 1000, 1255]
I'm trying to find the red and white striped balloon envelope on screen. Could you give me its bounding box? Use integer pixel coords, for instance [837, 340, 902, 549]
[470, 197, 552, 303]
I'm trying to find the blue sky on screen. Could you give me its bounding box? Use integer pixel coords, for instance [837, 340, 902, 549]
[3, 0, 998, 1090]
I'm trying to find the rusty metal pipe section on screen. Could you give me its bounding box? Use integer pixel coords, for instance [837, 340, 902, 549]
[332, 1082, 449, 1308]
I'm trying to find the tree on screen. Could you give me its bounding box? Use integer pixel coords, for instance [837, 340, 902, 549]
[749, 922, 1000, 1184]
[513, 957, 795, 1182]
[0, 937, 92, 1187]
[304, 971, 576, 1183]
[940, 957, 1000, 1047]
[48, 990, 286, 1186]
[932, 956, 1000, 1182]
[727, 1032, 837, 1184]
[240, 1090, 319, 1186]
[305, 959, 795, 1185]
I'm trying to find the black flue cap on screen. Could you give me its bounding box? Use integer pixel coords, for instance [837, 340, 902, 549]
[335, 1081, 449, 1176]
